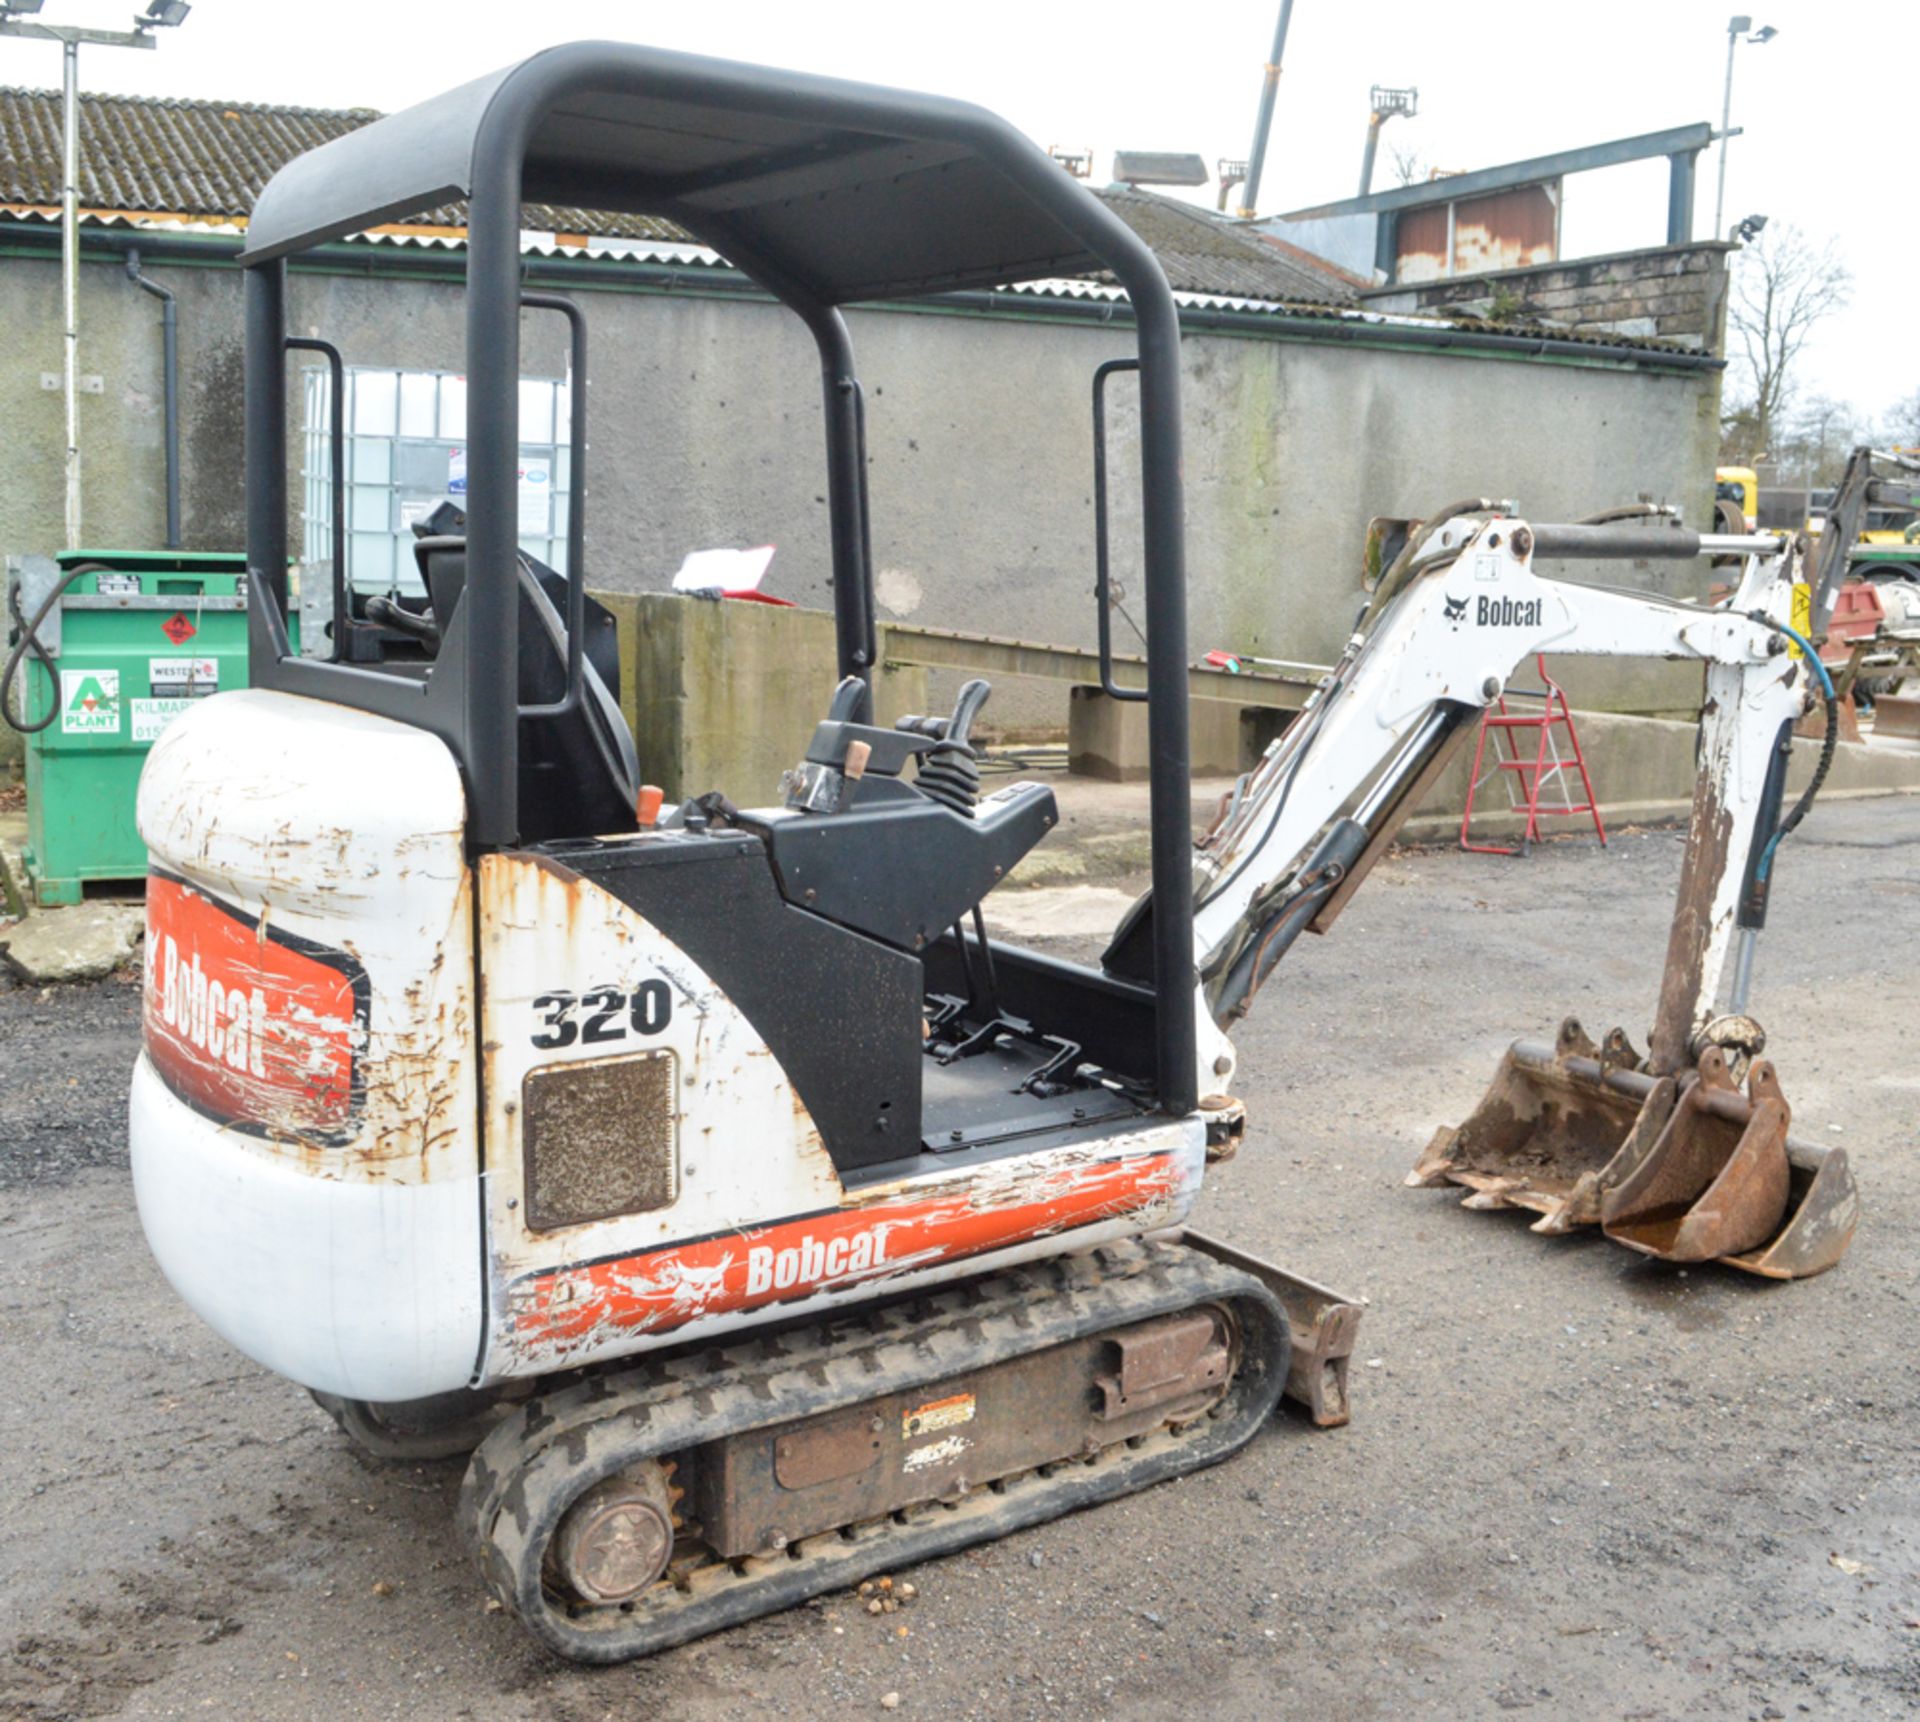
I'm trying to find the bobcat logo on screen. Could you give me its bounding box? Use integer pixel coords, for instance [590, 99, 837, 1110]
[1442, 593, 1468, 624]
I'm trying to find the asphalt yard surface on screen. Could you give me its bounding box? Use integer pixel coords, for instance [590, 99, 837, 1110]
[2, 797, 1917, 1720]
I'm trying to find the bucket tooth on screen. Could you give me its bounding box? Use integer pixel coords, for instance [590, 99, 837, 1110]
[1410, 1017, 1652, 1229]
[1601, 1051, 1791, 1263]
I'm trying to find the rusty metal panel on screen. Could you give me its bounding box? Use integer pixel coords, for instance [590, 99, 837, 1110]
[1393, 181, 1557, 282]
[1394, 204, 1451, 282]
[1451, 184, 1557, 275]
[690, 1311, 1235, 1559]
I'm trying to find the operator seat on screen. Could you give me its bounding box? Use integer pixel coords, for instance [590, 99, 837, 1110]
[408, 536, 639, 843]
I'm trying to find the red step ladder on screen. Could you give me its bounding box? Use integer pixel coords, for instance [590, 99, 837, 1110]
[1459, 656, 1607, 856]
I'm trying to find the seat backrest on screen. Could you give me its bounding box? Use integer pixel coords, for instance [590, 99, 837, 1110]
[409, 536, 638, 842]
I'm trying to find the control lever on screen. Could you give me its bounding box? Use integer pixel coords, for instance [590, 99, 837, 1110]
[365, 594, 441, 650]
[782, 676, 934, 813]
[915, 679, 991, 819]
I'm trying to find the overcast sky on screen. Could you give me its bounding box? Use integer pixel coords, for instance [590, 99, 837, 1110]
[5, 0, 1910, 422]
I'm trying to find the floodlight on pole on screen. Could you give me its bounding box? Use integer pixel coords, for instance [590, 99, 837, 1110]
[0, 2, 186, 548]
[1713, 14, 1776, 240]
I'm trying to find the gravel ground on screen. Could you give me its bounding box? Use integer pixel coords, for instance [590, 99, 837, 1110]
[2, 798, 1916, 1721]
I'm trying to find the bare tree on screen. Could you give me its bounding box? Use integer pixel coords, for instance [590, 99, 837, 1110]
[1779, 393, 1865, 487]
[1387, 140, 1431, 187]
[1724, 225, 1851, 461]
[1882, 386, 1920, 451]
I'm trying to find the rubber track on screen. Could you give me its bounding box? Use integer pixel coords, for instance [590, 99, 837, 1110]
[458, 1239, 1290, 1663]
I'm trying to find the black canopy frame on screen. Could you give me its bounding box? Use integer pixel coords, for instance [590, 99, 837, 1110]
[239, 41, 1198, 1112]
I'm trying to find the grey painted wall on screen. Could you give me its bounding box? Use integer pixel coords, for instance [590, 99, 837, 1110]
[1, 243, 1723, 742]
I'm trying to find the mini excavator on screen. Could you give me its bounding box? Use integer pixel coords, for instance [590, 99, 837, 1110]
[129, 43, 1856, 1663]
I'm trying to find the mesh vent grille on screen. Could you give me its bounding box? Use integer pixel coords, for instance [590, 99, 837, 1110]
[523, 1051, 678, 1231]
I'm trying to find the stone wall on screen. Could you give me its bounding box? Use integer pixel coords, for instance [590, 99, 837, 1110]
[1362, 242, 1734, 352]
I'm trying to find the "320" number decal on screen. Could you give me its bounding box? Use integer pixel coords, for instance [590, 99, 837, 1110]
[529, 982, 673, 1050]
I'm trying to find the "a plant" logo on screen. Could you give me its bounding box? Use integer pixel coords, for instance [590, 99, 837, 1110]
[60, 668, 121, 735]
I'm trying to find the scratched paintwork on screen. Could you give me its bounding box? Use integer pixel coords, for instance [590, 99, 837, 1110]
[476, 849, 1204, 1382]
[143, 870, 368, 1141]
[136, 688, 477, 1184]
[477, 849, 844, 1377]
[508, 1146, 1190, 1362]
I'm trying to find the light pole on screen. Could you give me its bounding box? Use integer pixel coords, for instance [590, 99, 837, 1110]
[1235, 0, 1295, 220]
[0, 2, 191, 551]
[1359, 85, 1418, 198]
[1713, 14, 1776, 241]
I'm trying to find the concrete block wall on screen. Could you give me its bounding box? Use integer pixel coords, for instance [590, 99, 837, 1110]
[601, 592, 929, 806]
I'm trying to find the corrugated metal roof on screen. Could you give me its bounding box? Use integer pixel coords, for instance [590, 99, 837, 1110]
[0, 85, 1354, 304]
[0, 85, 1707, 361]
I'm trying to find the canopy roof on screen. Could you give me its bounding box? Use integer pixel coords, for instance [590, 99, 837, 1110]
[241, 41, 1136, 304]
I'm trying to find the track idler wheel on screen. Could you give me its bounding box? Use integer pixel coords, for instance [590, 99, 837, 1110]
[550, 1465, 678, 1605]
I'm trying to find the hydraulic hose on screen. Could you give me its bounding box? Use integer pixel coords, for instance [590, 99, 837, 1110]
[2, 564, 91, 734]
[1746, 615, 1836, 892]
[1726, 616, 1835, 1015]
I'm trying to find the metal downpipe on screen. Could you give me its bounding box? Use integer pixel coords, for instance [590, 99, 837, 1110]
[126, 248, 181, 549]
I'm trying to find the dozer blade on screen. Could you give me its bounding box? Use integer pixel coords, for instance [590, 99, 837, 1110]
[1602, 1049, 1789, 1263]
[1407, 1017, 1673, 1234]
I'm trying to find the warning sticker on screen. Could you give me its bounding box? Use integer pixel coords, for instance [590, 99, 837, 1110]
[903, 1392, 976, 1440]
[161, 612, 197, 646]
[902, 1433, 972, 1473]
[132, 698, 195, 743]
[147, 657, 218, 699]
[60, 668, 120, 735]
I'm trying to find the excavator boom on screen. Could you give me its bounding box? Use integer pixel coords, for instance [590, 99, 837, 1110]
[1145, 506, 1857, 1277]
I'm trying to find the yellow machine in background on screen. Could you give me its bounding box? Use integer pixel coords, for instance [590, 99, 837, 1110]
[1716, 466, 1759, 533]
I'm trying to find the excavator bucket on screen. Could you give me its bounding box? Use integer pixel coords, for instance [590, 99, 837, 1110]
[1415, 1035, 1860, 1279]
[1602, 1050, 1787, 1260]
[1407, 1018, 1673, 1234]
[1718, 1136, 1861, 1279]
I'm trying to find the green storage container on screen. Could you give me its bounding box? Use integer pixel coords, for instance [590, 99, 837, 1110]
[14, 549, 257, 906]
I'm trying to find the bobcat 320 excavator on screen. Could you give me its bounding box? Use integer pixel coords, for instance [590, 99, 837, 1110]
[130, 43, 1858, 1662]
